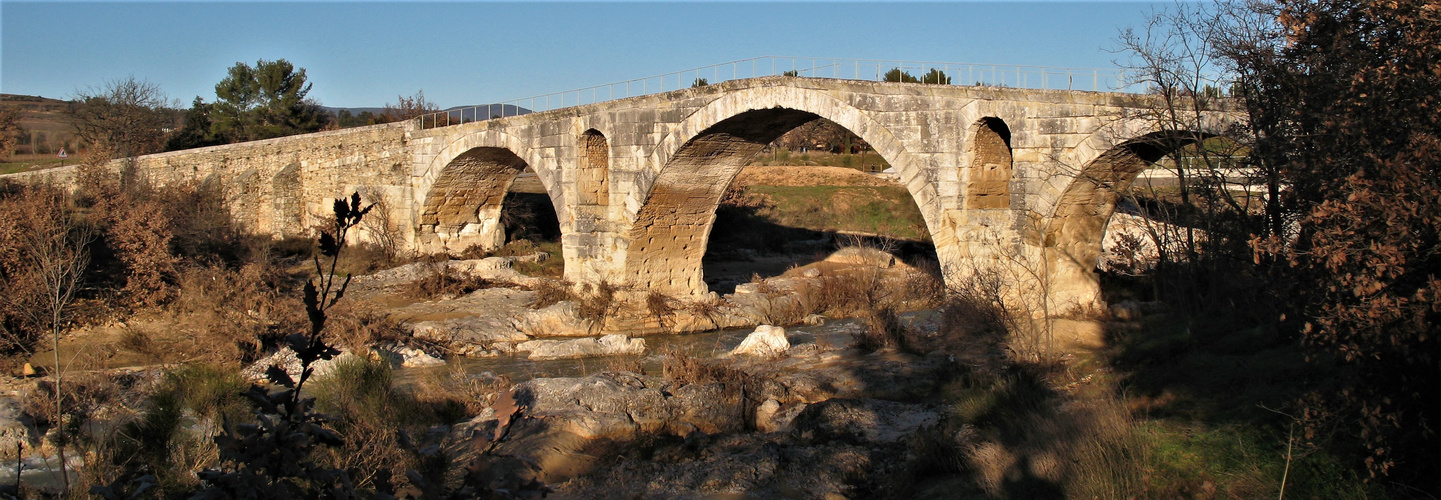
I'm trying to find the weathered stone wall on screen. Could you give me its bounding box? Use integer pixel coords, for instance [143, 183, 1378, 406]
[119, 123, 411, 239]
[7, 77, 1242, 314]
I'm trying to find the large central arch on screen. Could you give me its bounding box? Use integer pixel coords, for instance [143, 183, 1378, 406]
[621, 86, 947, 296]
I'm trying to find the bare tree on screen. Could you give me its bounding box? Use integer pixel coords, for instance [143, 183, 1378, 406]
[1111, 1, 1271, 309]
[382, 90, 438, 122]
[0, 185, 92, 489]
[69, 76, 176, 158]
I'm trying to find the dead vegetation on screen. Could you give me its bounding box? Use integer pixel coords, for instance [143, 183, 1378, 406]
[526, 279, 572, 309]
[401, 258, 504, 300]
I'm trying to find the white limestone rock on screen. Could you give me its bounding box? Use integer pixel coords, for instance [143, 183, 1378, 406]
[514, 301, 596, 337]
[0, 396, 36, 452]
[824, 247, 896, 268]
[379, 343, 446, 367]
[729, 325, 790, 358]
[240, 347, 358, 383]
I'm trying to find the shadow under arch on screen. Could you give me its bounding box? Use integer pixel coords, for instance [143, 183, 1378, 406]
[417, 146, 540, 254]
[625, 105, 936, 296]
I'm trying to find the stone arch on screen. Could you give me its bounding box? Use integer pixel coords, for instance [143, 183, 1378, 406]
[623, 88, 943, 295]
[232, 167, 261, 231]
[637, 86, 940, 228]
[415, 129, 563, 224]
[1041, 129, 1208, 311]
[577, 129, 610, 207]
[963, 117, 1013, 210]
[416, 147, 531, 254]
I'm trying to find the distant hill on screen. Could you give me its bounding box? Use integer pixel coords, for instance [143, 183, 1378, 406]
[1, 93, 80, 156]
[322, 106, 387, 116]
[441, 104, 533, 119]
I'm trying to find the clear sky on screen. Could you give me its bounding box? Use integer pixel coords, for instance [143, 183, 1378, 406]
[2, 1, 1168, 109]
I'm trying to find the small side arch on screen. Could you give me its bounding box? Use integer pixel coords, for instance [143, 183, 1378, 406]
[416, 147, 530, 254]
[270, 163, 304, 238]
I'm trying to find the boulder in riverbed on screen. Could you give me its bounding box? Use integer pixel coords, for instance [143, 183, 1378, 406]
[513, 301, 596, 337]
[729, 325, 789, 358]
[378, 342, 446, 367]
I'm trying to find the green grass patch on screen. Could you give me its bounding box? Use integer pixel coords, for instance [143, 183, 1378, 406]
[1138, 420, 1376, 499]
[0, 157, 67, 175]
[747, 185, 928, 240]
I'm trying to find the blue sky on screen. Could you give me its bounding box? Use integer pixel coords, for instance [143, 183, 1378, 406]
[2, 2, 1168, 108]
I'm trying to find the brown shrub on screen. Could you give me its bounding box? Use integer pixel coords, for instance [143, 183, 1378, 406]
[168, 262, 304, 363]
[356, 187, 406, 264]
[402, 260, 502, 300]
[323, 302, 408, 353]
[575, 281, 619, 325]
[98, 195, 177, 308]
[491, 239, 538, 257]
[0, 182, 93, 353]
[661, 348, 741, 387]
[680, 295, 723, 323]
[659, 349, 765, 432]
[22, 369, 148, 429]
[527, 279, 572, 309]
[411, 367, 512, 422]
[851, 306, 920, 353]
[646, 291, 675, 328]
[604, 356, 645, 374]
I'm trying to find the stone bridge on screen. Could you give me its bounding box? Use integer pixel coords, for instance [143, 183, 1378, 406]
[27, 77, 1241, 314]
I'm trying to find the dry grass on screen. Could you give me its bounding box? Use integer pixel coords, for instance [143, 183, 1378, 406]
[730, 165, 895, 188]
[166, 262, 305, 364]
[323, 302, 409, 353]
[410, 365, 512, 423]
[911, 366, 1150, 499]
[646, 291, 675, 328]
[527, 279, 572, 309]
[401, 259, 503, 300]
[309, 357, 422, 489]
[852, 306, 924, 354]
[575, 281, 619, 326]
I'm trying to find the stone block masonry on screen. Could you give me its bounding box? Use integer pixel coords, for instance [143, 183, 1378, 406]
[7, 77, 1243, 316]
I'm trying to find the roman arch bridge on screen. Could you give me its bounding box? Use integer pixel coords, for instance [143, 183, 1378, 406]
[35, 76, 1242, 314]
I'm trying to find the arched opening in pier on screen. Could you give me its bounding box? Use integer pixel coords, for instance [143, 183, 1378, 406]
[964, 117, 1013, 210]
[577, 129, 610, 207]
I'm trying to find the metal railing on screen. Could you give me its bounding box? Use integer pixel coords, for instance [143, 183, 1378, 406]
[416, 56, 1132, 129]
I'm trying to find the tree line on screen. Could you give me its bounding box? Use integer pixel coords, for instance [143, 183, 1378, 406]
[0, 59, 438, 160]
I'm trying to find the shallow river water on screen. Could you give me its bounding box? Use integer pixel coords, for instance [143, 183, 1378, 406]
[391, 308, 943, 387]
[390, 316, 885, 387]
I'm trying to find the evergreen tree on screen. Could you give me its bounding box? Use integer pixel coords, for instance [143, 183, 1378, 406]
[210, 59, 330, 143]
[883, 68, 920, 83]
